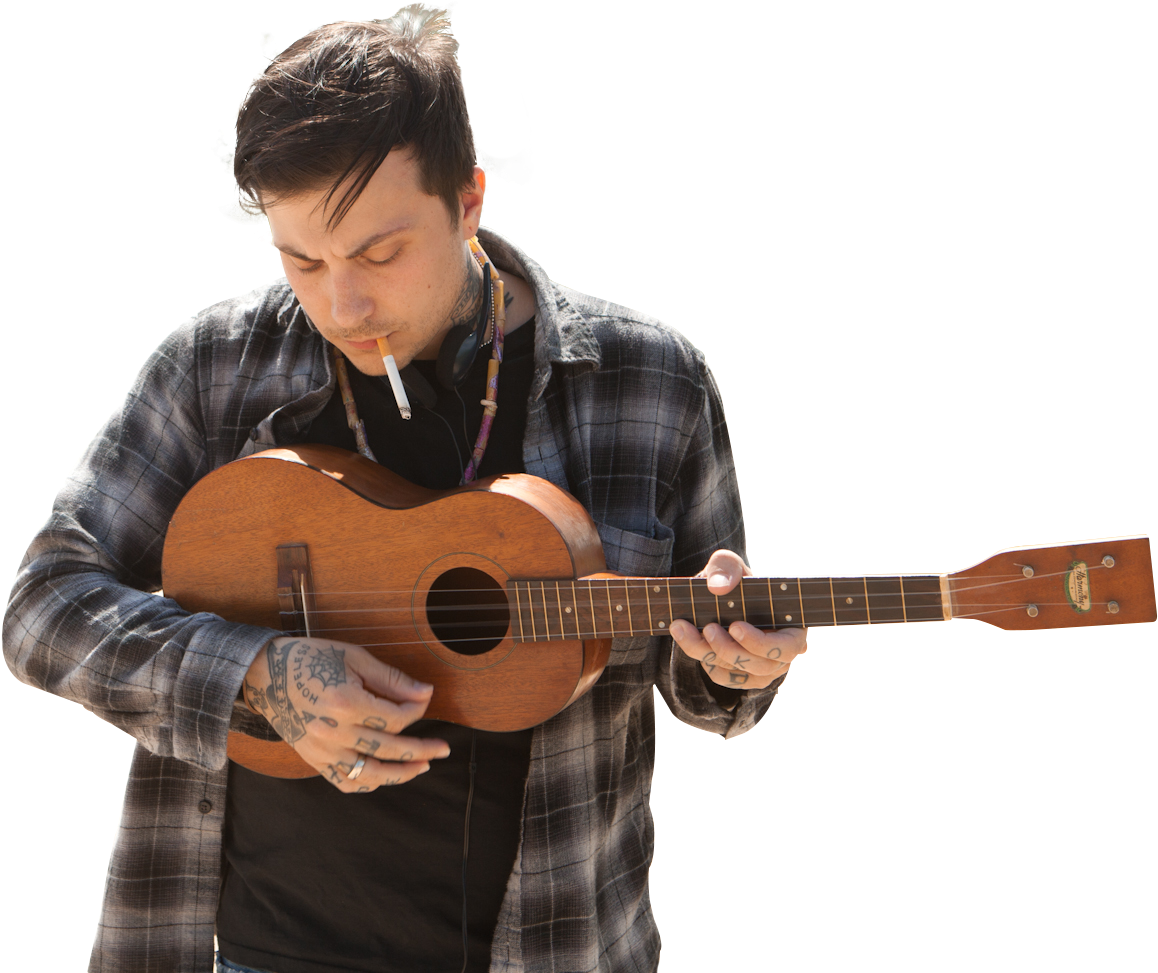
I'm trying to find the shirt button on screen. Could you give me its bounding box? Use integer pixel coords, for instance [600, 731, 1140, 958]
[198, 800, 213, 814]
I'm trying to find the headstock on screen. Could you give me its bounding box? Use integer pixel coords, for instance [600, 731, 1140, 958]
[948, 536, 1155, 631]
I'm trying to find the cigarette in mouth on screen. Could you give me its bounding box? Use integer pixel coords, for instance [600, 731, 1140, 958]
[376, 336, 412, 420]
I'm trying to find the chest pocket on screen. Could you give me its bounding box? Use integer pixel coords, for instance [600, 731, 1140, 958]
[595, 520, 676, 666]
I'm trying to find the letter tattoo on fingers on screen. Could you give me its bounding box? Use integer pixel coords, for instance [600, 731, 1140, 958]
[765, 645, 783, 660]
[356, 786, 370, 793]
[731, 654, 750, 671]
[399, 751, 413, 761]
[362, 717, 388, 731]
[355, 738, 381, 755]
[324, 765, 342, 784]
[728, 670, 750, 685]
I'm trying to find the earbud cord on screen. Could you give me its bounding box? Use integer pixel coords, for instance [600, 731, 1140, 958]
[459, 729, 478, 973]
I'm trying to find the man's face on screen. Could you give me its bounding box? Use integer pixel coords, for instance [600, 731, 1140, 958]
[264, 149, 483, 376]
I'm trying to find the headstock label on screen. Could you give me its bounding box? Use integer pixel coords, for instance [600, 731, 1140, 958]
[1064, 560, 1091, 613]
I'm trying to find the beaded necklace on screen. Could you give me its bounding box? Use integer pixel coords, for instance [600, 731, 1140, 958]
[331, 236, 507, 484]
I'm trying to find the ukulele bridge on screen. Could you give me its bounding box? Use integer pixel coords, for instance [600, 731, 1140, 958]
[276, 543, 316, 637]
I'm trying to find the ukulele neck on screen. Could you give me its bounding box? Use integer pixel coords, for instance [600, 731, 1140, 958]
[507, 574, 948, 642]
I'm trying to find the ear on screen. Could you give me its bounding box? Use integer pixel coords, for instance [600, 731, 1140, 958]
[460, 164, 488, 238]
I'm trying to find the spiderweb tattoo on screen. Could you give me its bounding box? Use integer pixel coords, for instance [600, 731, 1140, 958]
[306, 644, 348, 688]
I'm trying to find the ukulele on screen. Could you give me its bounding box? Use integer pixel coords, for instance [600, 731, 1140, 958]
[161, 444, 1156, 779]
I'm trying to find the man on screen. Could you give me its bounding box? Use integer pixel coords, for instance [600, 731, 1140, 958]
[4, 7, 805, 972]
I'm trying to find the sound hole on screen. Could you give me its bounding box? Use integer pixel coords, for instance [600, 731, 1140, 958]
[426, 567, 509, 656]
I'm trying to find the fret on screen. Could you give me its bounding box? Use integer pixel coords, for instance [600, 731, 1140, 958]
[865, 576, 905, 623]
[716, 587, 746, 629]
[548, 581, 572, 644]
[587, 580, 599, 639]
[740, 578, 775, 629]
[691, 580, 719, 628]
[895, 575, 943, 622]
[829, 578, 838, 625]
[800, 578, 836, 627]
[687, 578, 698, 626]
[639, 581, 657, 634]
[557, 581, 579, 639]
[765, 579, 778, 630]
[831, 577, 869, 625]
[667, 578, 697, 631]
[604, 577, 633, 637]
[623, 579, 635, 636]
[604, 578, 616, 637]
[539, 581, 557, 640]
[769, 578, 804, 627]
[664, 579, 675, 632]
[527, 582, 540, 640]
[510, 583, 523, 642]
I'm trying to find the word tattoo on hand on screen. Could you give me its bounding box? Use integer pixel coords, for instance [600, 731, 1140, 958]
[265, 641, 309, 745]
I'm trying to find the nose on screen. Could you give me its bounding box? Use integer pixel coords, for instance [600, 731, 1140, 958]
[329, 268, 374, 328]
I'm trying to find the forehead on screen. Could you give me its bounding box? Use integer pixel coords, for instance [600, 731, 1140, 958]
[265, 148, 438, 243]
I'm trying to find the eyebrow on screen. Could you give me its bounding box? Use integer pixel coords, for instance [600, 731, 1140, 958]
[273, 221, 413, 262]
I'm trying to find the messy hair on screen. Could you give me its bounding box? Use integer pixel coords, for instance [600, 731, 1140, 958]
[234, 5, 476, 227]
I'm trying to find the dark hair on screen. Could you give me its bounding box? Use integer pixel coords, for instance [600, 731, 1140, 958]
[234, 5, 476, 227]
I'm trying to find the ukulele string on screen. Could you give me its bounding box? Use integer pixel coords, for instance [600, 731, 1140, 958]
[285, 598, 1118, 642]
[294, 563, 1110, 603]
[282, 564, 1116, 638]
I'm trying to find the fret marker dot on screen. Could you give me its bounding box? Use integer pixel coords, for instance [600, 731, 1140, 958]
[653, 585, 661, 593]
[780, 583, 788, 591]
[616, 605, 623, 612]
[845, 597, 853, 604]
[786, 614, 793, 622]
[565, 607, 572, 613]
[658, 620, 666, 628]
[727, 600, 735, 608]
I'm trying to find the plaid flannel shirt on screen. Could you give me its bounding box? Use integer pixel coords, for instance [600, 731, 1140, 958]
[4, 230, 779, 973]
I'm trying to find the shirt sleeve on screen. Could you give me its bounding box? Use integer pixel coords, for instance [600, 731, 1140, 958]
[653, 359, 783, 739]
[2, 323, 274, 771]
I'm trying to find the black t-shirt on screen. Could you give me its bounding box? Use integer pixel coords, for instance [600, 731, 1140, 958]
[217, 321, 537, 973]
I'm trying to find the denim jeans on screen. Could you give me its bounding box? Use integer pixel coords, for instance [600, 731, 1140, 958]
[216, 954, 275, 973]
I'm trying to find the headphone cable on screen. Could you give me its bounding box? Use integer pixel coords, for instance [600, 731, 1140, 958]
[459, 729, 478, 973]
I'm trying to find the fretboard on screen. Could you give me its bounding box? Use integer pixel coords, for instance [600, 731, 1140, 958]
[507, 575, 947, 642]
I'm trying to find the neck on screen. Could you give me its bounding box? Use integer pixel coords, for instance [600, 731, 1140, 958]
[508, 573, 949, 642]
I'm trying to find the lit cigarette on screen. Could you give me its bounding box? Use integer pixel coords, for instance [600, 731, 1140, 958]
[376, 336, 412, 420]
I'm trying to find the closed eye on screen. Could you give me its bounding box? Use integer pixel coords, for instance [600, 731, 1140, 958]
[287, 246, 405, 273]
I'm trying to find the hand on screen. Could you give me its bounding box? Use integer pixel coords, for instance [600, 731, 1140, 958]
[242, 636, 450, 792]
[670, 550, 808, 690]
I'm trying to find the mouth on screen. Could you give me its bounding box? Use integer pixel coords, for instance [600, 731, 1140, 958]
[344, 336, 390, 352]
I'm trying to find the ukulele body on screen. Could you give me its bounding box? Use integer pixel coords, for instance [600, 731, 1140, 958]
[162, 445, 611, 777]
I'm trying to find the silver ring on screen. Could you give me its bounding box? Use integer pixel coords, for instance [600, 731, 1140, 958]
[347, 754, 367, 780]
